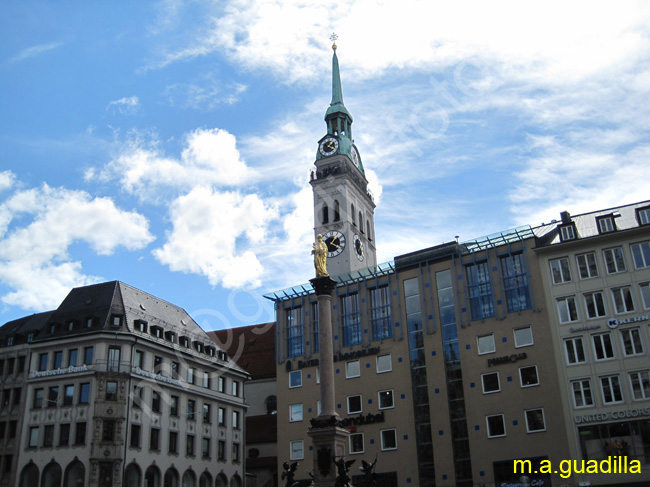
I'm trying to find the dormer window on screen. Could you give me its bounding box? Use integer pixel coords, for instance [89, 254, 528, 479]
[180, 336, 190, 348]
[86, 318, 93, 328]
[67, 321, 75, 331]
[636, 206, 650, 226]
[111, 315, 122, 327]
[559, 224, 576, 241]
[206, 346, 215, 357]
[165, 331, 176, 343]
[134, 319, 148, 333]
[194, 341, 204, 353]
[151, 326, 163, 339]
[597, 215, 616, 234]
[27, 333, 34, 343]
[49, 324, 57, 334]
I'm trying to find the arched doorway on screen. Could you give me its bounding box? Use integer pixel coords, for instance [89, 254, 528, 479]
[41, 461, 62, 487]
[199, 472, 212, 487]
[181, 470, 195, 487]
[164, 468, 179, 487]
[144, 466, 161, 487]
[64, 460, 85, 487]
[19, 462, 40, 487]
[215, 474, 227, 487]
[124, 463, 141, 487]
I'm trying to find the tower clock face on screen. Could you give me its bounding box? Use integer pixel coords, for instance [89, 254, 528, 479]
[319, 137, 339, 157]
[323, 230, 345, 257]
[350, 146, 360, 168]
[353, 234, 364, 261]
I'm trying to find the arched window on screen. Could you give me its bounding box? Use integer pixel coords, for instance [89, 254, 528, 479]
[65, 460, 85, 487]
[19, 462, 39, 487]
[124, 463, 141, 487]
[322, 204, 329, 224]
[334, 200, 340, 222]
[351, 204, 356, 225]
[215, 474, 228, 487]
[145, 466, 161, 487]
[41, 461, 62, 487]
[182, 470, 196, 487]
[164, 468, 179, 487]
[199, 473, 212, 487]
[367, 220, 372, 240]
[230, 476, 242, 487]
[359, 212, 364, 233]
[265, 395, 277, 415]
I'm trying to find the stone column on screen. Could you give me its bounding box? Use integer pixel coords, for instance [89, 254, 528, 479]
[308, 276, 349, 487]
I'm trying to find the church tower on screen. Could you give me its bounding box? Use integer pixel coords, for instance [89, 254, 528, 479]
[310, 37, 377, 277]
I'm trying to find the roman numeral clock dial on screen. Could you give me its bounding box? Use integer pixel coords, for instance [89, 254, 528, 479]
[323, 230, 345, 258]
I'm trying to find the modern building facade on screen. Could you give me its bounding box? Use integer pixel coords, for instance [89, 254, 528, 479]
[0, 281, 249, 487]
[534, 201, 650, 486]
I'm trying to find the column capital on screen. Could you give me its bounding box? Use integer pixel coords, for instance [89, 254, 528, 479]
[310, 276, 337, 297]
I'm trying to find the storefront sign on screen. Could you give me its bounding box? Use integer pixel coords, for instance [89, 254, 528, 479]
[310, 411, 385, 429]
[134, 367, 182, 386]
[607, 314, 649, 329]
[569, 324, 601, 333]
[574, 407, 650, 424]
[286, 347, 382, 370]
[488, 352, 527, 367]
[30, 364, 88, 378]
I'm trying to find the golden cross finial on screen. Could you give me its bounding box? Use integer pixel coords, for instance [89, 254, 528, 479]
[330, 32, 338, 51]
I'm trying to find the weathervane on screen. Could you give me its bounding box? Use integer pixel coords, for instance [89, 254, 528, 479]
[330, 32, 338, 51]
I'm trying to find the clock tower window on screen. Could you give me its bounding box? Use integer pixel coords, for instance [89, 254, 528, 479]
[359, 212, 364, 232]
[322, 204, 329, 224]
[351, 204, 356, 225]
[367, 221, 372, 240]
[334, 200, 340, 222]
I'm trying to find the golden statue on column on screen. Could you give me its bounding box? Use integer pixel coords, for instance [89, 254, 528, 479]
[312, 234, 329, 277]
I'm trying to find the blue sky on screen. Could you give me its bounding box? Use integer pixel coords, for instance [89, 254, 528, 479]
[1, 0, 649, 330]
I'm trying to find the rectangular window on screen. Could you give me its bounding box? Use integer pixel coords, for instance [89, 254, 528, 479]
[346, 360, 360, 378]
[347, 395, 362, 414]
[48, 386, 59, 407]
[620, 328, 644, 356]
[106, 381, 117, 401]
[232, 381, 239, 397]
[557, 296, 579, 323]
[33, 389, 44, 408]
[39, 353, 48, 371]
[637, 207, 650, 225]
[68, 349, 78, 367]
[286, 306, 304, 358]
[84, 346, 94, 365]
[631, 241, 650, 269]
[42, 426, 53, 446]
[641, 282, 650, 310]
[584, 291, 607, 319]
[203, 403, 211, 423]
[370, 286, 393, 339]
[29, 426, 39, 447]
[107, 346, 120, 372]
[187, 399, 195, 420]
[289, 370, 302, 388]
[218, 376, 226, 392]
[203, 371, 210, 388]
[519, 365, 539, 387]
[290, 404, 303, 422]
[378, 390, 394, 409]
[152, 391, 161, 412]
[102, 420, 115, 441]
[171, 362, 180, 379]
[132, 386, 143, 408]
[525, 408, 546, 433]
[232, 443, 240, 462]
[53, 351, 63, 369]
[380, 429, 397, 450]
[466, 261, 495, 320]
[218, 407, 226, 426]
[170, 395, 179, 416]
[597, 216, 615, 234]
[376, 354, 392, 373]
[79, 383, 90, 404]
[572, 379, 594, 408]
[153, 355, 162, 373]
[188, 367, 195, 384]
[481, 372, 500, 394]
[560, 225, 576, 241]
[290, 440, 304, 460]
[486, 414, 506, 438]
[218, 440, 226, 460]
[150, 428, 160, 451]
[564, 337, 587, 364]
[500, 253, 532, 312]
[477, 334, 496, 355]
[514, 326, 533, 348]
[629, 370, 650, 400]
[341, 293, 362, 346]
[603, 247, 626, 274]
[59, 424, 70, 446]
[75, 422, 87, 445]
[600, 375, 624, 404]
[169, 431, 178, 454]
[186, 434, 195, 456]
[233, 410, 240, 429]
[550, 257, 572, 284]
[593, 333, 615, 360]
[130, 424, 141, 448]
[64, 385, 74, 406]
[202, 437, 210, 459]
[612, 286, 635, 314]
[349, 433, 364, 454]
[576, 252, 598, 279]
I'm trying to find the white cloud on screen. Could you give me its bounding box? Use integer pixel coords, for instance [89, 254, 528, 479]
[152, 186, 278, 288]
[0, 171, 15, 192]
[88, 128, 256, 197]
[0, 184, 155, 310]
[7, 41, 64, 64]
[164, 76, 248, 109]
[107, 96, 140, 115]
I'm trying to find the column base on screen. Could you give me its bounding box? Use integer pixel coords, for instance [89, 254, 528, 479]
[307, 424, 350, 487]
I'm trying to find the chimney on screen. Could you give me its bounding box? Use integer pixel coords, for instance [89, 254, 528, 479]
[560, 211, 571, 224]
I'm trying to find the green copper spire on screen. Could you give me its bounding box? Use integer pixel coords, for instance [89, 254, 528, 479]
[325, 36, 352, 135]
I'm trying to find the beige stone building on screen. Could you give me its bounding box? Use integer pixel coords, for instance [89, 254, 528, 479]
[533, 201, 650, 486]
[0, 281, 249, 487]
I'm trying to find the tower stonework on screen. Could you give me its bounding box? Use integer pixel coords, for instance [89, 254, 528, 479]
[310, 42, 376, 277]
